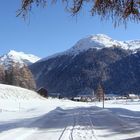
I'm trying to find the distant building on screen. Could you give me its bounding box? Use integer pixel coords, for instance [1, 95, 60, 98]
[127, 94, 139, 99]
[37, 87, 48, 98]
[72, 94, 95, 102]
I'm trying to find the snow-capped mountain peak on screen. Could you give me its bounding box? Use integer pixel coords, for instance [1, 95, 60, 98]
[38, 34, 140, 63]
[0, 50, 41, 69]
[7, 50, 40, 63]
[70, 34, 128, 52]
[123, 40, 140, 51]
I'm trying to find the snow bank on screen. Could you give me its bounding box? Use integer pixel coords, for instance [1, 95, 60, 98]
[0, 84, 45, 111]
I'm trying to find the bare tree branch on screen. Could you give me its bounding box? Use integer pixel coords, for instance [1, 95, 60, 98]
[17, 0, 140, 25]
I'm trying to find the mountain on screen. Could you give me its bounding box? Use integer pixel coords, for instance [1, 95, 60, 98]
[39, 34, 140, 62]
[0, 50, 40, 69]
[104, 51, 140, 95]
[0, 50, 39, 90]
[30, 34, 140, 97]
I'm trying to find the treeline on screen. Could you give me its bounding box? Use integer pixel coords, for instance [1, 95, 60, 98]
[0, 63, 36, 90]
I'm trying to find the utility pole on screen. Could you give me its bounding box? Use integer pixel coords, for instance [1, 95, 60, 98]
[101, 69, 105, 109]
[103, 89, 104, 109]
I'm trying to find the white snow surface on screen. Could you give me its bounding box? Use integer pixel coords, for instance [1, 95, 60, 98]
[0, 50, 40, 69]
[0, 84, 43, 100]
[39, 34, 140, 62]
[0, 84, 140, 140]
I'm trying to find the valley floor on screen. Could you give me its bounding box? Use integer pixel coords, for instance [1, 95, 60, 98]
[0, 98, 140, 140]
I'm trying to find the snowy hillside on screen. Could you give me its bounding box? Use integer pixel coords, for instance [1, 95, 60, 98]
[39, 34, 140, 62]
[0, 84, 42, 100]
[0, 50, 40, 69]
[0, 84, 45, 112]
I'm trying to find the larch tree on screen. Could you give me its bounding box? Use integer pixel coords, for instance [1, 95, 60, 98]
[0, 65, 5, 83]
[19, 65, 36, 90]
[17, 0, 140, 25]
[96, 83, 105, 108]
[5, 63, 36, 90]
[96, 83, 104, 102]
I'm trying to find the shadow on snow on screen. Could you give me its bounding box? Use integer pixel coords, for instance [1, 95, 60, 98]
[0, 106, 140, 138]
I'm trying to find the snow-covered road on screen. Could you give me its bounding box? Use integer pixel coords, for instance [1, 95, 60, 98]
[0, 84, 140, 140]
[1, 103, 140, 140]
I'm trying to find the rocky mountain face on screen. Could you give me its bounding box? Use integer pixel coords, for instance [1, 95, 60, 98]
[0, 50, 40, 90]
[30, 48, 130, 97]
[30, 34, 140, 97]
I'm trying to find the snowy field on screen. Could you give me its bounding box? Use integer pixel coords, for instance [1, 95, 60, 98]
[0, 84, 140, 140]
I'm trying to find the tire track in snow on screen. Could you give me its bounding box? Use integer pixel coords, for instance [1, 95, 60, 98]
[69, 113, 76, 140]
[87, 109, 98, 140]
[69, 108, 98, 140]
[58, 126, 68, 140]
[58, 112, 76, 140]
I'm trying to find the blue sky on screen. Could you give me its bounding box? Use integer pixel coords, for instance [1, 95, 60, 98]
[0, 0, 140, 58]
